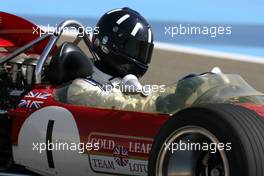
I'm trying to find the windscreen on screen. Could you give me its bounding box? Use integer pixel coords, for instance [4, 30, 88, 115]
[141, 74, 264, 114]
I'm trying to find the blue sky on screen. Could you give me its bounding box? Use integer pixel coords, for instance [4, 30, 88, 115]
[1, 0, 264, 24]
[1, 0, 264, 57]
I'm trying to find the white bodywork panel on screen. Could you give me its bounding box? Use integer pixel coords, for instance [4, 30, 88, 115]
[12, 106, 105, 176]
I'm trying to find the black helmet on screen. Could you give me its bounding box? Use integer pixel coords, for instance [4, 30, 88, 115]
[92, 7, 154, 78]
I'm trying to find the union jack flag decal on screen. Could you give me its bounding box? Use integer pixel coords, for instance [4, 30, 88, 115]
[18, 100, 44, 109]
[18, 100, 31, 108]
[113, 146, 129, 167]
[19, 91, 50, 109]
[25, 91, 50, 99]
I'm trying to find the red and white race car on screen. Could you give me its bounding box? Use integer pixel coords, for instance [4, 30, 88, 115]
[1, 12, 264, 176]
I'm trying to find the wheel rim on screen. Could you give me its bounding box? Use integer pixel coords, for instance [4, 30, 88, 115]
[156, 126, 230, 176]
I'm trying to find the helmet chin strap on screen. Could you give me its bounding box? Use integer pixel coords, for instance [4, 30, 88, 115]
[94, 61, 119, 77]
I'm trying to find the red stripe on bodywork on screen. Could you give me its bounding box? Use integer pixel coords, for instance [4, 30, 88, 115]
[240, 103, 264, 118]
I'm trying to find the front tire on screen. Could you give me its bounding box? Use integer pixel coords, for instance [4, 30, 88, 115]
[148, 104, 264, 176]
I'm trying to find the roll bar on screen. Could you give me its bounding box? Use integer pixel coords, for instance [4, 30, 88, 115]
[35, 20, 97, 84]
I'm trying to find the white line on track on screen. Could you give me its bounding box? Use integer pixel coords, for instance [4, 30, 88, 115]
[155, 42, 264, 64]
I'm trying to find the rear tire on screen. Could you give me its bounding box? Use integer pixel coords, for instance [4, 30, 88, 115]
[148, 104, 264, 176]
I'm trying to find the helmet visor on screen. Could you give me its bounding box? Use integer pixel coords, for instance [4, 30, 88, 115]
[122, 35, 154, 64]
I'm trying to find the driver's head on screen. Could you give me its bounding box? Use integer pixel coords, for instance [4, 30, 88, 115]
[92, 7, 154, 78]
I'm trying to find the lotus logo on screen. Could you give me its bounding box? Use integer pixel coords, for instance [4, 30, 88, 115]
[113, 145, 129, 167]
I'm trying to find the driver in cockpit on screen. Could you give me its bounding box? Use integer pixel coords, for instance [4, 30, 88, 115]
[67, 7, 156, 111]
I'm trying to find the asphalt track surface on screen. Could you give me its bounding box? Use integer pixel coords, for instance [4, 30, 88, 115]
[143, 48, 264, 92]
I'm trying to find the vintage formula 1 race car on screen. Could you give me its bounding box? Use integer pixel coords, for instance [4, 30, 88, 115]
[0, 12, 264, 176]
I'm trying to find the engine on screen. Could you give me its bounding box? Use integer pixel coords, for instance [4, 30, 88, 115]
[0, 55, 48, 110]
